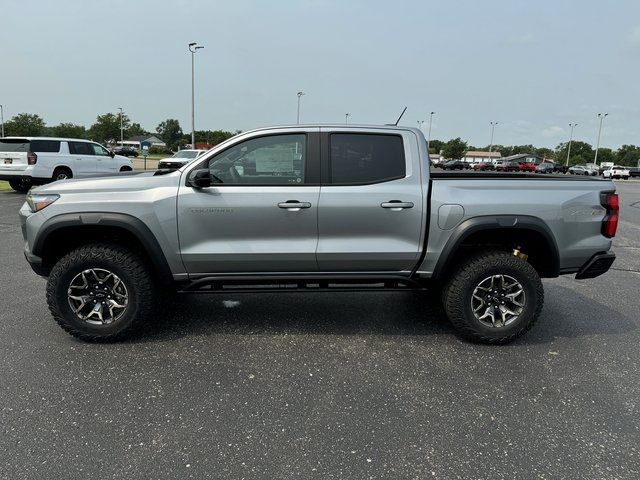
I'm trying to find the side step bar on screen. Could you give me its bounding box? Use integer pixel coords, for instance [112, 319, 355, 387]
[179, 274, 428, 294]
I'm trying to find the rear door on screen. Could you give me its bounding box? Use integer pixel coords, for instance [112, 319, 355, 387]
[177, 129, 321, 274]
[316, 129, 425, 272]
[68, 141, 96, 175]
[90, 143, 117, 173]
[0, 138, 30, 173]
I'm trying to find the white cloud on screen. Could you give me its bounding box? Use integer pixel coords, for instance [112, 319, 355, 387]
[541, 126, 565, 138]
[628, 25, 640, 46]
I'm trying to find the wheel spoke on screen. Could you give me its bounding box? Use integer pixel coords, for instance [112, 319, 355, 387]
[471, 274, 526, 329]
[67, 268, 128, 325]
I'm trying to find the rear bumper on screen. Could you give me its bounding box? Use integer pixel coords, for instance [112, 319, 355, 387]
[575, 251, 616, 280]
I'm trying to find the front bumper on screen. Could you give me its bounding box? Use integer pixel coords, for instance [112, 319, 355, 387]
[575, 251, 616, 280]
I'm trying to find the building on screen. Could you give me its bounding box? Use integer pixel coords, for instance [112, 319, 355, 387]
[429, 153, 445, 165]
[119, 135, 166, 150]
[500, 153, 543, 164]
[463, 151, 502, 164]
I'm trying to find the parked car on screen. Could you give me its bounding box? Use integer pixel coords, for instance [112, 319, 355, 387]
[535, 162, 556, 174]
[113, 146, 139, 157]
[568, 165, 591, 175]
[0, 137, 133, 192]
[157, 149, 208, 170]
[495, 160, 520, 172]
[472, 162, 495, 171]
[20, 124, 617, 345]
[602, 165, 631, 180]
[629, 167, 640, 178]
[518, 162, 537, 172]
[441, 160, 469, 170]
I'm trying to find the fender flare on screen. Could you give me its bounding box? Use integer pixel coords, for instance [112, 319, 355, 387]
[431, 215, 560, 279]
[32, 212, 173, 283]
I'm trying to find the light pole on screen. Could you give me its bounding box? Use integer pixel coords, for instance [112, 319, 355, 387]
[345, 113, 351, 124]
[566, 123, 577, 166]
[489, 121, 498, 152]
[417, 120, 425, 132]
[189, 42, 204, 148]
[117, 107, 124, 147]
[427, 111, 435, 145]
[0, 104, 4, 138]
[593, 113, 608, 166]
[296, 91, 305, 124]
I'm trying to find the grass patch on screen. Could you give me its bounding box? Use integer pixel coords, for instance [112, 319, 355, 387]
[0, 181, 12, 192]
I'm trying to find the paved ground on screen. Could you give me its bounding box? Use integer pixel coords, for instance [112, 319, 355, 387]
[0, 183, 638, 479]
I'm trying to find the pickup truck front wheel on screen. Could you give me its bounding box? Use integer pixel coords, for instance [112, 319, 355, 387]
[443, 251, 544, 344]
[46, 243, 155, 342]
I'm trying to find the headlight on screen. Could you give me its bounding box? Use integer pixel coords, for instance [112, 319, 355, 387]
[26, 193, 59, 213]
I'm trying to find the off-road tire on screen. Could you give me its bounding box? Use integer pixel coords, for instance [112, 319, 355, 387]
[46, 243, 155, 342]
[9, 178, 31, 193]
[443, 251, 544, 344]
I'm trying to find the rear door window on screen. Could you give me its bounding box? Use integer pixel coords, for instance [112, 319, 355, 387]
[30, 140, 61, 153]
[329, 133, 405, 185]
[69, 141, 92, 155]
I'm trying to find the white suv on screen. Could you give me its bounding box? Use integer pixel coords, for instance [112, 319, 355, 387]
[602, 165, 630, 180]
[0, 137, 133, 192]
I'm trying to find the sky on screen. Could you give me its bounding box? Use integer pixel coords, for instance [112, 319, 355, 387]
[1, 0, 639, 149]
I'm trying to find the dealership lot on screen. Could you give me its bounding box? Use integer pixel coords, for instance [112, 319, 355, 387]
[1, 184, 639, 478]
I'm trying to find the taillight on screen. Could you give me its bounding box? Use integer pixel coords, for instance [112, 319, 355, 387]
[600, 192, 619, 238]
[27, 151, 37, 165]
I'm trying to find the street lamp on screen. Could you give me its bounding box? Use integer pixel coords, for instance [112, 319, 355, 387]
[427, 111, 435, 146]
[188, 42, 204, 148]
[345, 112, 351, 124]
[566, 123, 577, 167]
[296, 91, 305, 124]
[417, 120, 425, 131]
[0, 104, 4, 138]
[593, 113, 608, 166]
[489, 121, 498, 152]
[117, 107, 124, 147]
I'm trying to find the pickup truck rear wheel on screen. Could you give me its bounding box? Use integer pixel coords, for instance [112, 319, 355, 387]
[46, 243, 155, 342]
[443, 251, 544, 344]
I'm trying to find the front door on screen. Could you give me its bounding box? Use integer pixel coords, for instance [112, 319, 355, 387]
[68, 141, 96, 175]
[178, 131, 320, 275]
[316, 130, 424, 272]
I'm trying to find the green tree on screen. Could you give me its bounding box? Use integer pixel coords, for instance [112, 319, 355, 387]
[126, 122, 147, 138]
[4, 113, 46, 136]
[193, 129, 239, 146]
[157, 119, 183, 150]
[89, 113, 130, 144]
[554, 140, 594, 166]
[428, 139, 444, 154]
[50, 122, 86, 139]
[596, 147, 615, 165]
[442, 137, 468, 160]
[535, 147, 554, 160]
[615, 144, 640, 167]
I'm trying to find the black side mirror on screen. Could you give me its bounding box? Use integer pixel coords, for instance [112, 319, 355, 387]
[188, 169, 223, 188]
[109, 151, 115, 157]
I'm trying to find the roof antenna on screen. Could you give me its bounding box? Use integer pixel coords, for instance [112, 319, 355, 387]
[394, 106, 407, 126]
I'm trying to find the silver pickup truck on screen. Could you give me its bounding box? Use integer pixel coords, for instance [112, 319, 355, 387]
[19, 125, 618, 343]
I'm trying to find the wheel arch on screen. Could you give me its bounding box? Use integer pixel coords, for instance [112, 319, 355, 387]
[32, 212, 173, 284]
[432, 215, 560, 280]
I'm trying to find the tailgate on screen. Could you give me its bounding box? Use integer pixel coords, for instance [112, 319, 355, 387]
[0, 139, 31, 171]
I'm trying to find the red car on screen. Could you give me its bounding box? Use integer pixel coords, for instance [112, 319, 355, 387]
[472, 162, 495, 171]
[518, 162, 537, 172]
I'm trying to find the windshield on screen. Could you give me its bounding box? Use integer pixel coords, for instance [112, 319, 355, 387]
[173, 150, 200, 159]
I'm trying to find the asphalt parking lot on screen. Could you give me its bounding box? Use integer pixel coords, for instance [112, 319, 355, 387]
[1, 183, 639, 479]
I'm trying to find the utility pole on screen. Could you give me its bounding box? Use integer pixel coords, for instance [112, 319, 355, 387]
[0, 104, 4, 138]
[117, 107, 124, 147]
[593, 113, 608, 167]
[188, 42, 204, 148]
[296, 91, 305, 124]
[345, 113, 351, 124]
[427, 111, 435, 145]
[566, 123, 577, 166]
[489, 121, 498, 152]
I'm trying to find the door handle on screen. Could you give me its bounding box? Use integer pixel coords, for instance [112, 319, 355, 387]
[381, 200, 414, 211]
[278, 200, 312, 211]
